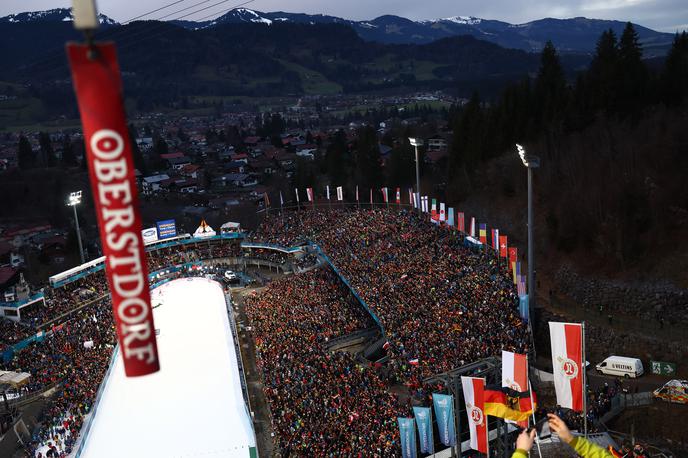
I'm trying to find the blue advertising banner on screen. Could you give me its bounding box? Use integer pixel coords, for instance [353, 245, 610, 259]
[413, 406, 434, 454]
[156, 219, 177, 239]
[397, 417, 417, 458]
[519, 295, 529, 323]
[433, 393, 456, 446]
[447, 208, 455, 227]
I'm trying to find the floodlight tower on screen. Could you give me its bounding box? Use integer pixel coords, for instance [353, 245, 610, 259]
[409, 138, 424, 216]
[67, 191, 85, 264]
[516, 144, 540, 323]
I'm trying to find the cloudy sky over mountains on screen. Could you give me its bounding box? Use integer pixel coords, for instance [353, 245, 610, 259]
[2, 0, 686, 32]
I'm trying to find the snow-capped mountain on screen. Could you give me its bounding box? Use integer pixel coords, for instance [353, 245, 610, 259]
[0, 8, 118, 26]
[0, 8, 675, 55]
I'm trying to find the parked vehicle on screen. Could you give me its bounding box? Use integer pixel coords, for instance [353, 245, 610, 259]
[653, 380, 688, 404]
[596, 356, 644, 378]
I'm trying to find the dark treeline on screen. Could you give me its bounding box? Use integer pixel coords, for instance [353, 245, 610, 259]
[446, 25, 688, 266]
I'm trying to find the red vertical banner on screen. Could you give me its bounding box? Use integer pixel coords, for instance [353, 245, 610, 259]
[508, 247, 518, 271]
[67, 43, 159, 377]
[499, 235, 508, 258]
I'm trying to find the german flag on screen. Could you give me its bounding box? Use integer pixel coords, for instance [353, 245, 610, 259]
[484, 386, 536, 422]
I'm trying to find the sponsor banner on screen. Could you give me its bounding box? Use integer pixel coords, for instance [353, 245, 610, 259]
[549, 322, 584, 411]
[461, 376, 488, 455]
[67, 42, 159, 377]
[141, 227, 158, 244]
[413, 406, 434, 454]
[651, 360, 677, 376]
[447, 207, 455, 227]
[432, 393, 456, 446]
[156, 219, 177, 240]
[397, 417, 417, 458]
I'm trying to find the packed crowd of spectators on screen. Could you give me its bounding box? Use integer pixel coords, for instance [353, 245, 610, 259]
[245, 269, 402, 456]
[2, 299, 116, 458]
[0, 319, 35, 351]
[252, 209, 530, 380]
[241, 248, 292, 265]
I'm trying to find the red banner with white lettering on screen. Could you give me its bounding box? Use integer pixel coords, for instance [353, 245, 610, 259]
[67, 43, 160, 377]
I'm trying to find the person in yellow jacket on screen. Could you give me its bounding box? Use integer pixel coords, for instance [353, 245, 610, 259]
[511, 413, 613, 457]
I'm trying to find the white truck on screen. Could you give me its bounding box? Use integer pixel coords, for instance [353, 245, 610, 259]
[595, 356, 644, 378]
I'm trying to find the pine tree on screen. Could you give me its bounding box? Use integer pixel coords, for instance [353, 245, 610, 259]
[586, 29, 619, 114]
[17, 135, 34, 170]
[533, 41, 568, 130]
[661, 31, 688, 106]
[617, 22, 648, 114]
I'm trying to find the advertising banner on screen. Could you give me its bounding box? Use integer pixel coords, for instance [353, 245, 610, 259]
[156, 219, 177, 240]
[432, 393, 456, 446]
[413, 406, 434, 454]
[67, 42, 159, 377]
[397, 417, 417, 458]
[141, 227, 158, 244]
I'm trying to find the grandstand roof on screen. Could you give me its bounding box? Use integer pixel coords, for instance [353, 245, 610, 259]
[78, 278, 256, 457]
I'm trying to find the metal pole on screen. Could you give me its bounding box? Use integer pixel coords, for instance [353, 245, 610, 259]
[73, 203, 85, 264]
[582, 321, 588, 438]
[414, 146, 422, 217]
[527, 166, 535, 324]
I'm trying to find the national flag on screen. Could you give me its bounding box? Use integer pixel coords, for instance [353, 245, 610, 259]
[499, 235, 508, 258]
[470, 217, 476, 237]
[447, 208, 455, 227]
[408, 188, 413, 205]
[396, 187, 401, 204]
[458, 212, 465, 232]
[326, 185, 330, 200]
[608, 446, 624, 458]
[279, 191, 284, 206]
[509, 247, 518, 272]
[422, 196, 428, 213]
[306, 187, 314, 202]
[502, 350, 530, 427]
[295, 188, 300, 202]
[479, 223, 487, 244]
[461, 376, 488, 455]
[439, 203, 446, 222]
[517, 275, 527, 297]
[549, 322, 584, 412]
[492, 229, 499, 250]
[382, 341, 390, 350]
[263, 192, 270, 207]
[336, 186, 343, 201]
[431, 199, 438, 221]
[484, 386, 536, 422]
[356, 185, 359, 202]
[381, 187, 389, 203]
[370, 188, 373, 205]
[409, 358, 419, 366]
[514, 260, 521, 285]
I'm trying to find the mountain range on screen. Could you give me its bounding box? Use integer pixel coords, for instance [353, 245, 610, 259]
[0, 8, 677, 56]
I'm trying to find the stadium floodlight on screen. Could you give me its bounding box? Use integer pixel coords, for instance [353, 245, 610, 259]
[409, 138, 424, 216]
[67, 191, 85, 264]
[515, 144, 539, 327]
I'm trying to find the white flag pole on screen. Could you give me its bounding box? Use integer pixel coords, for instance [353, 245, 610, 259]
[527, 359, 543, 458]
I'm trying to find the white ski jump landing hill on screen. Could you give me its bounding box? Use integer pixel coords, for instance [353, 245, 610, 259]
[78, 277, 257, 457]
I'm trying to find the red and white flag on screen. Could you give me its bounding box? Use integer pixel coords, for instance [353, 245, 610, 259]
[306, 187, 314, 202]
[502, 351, 529, 426]
[370, 188, 373, 205]
[439, 203, 446, 222]
[461, 376, 488, 455]
[499, 235, 508, 258]
[458, 212, 465, 232]
[408, 188, 413, 205]
[395, 187, 401, 204]
[67, 43, 159, 377]
[470, 217, 476, 237]
[381, 187, 389, 203]
[549, 322, 584, 412]
[355, 185, 359, 202]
